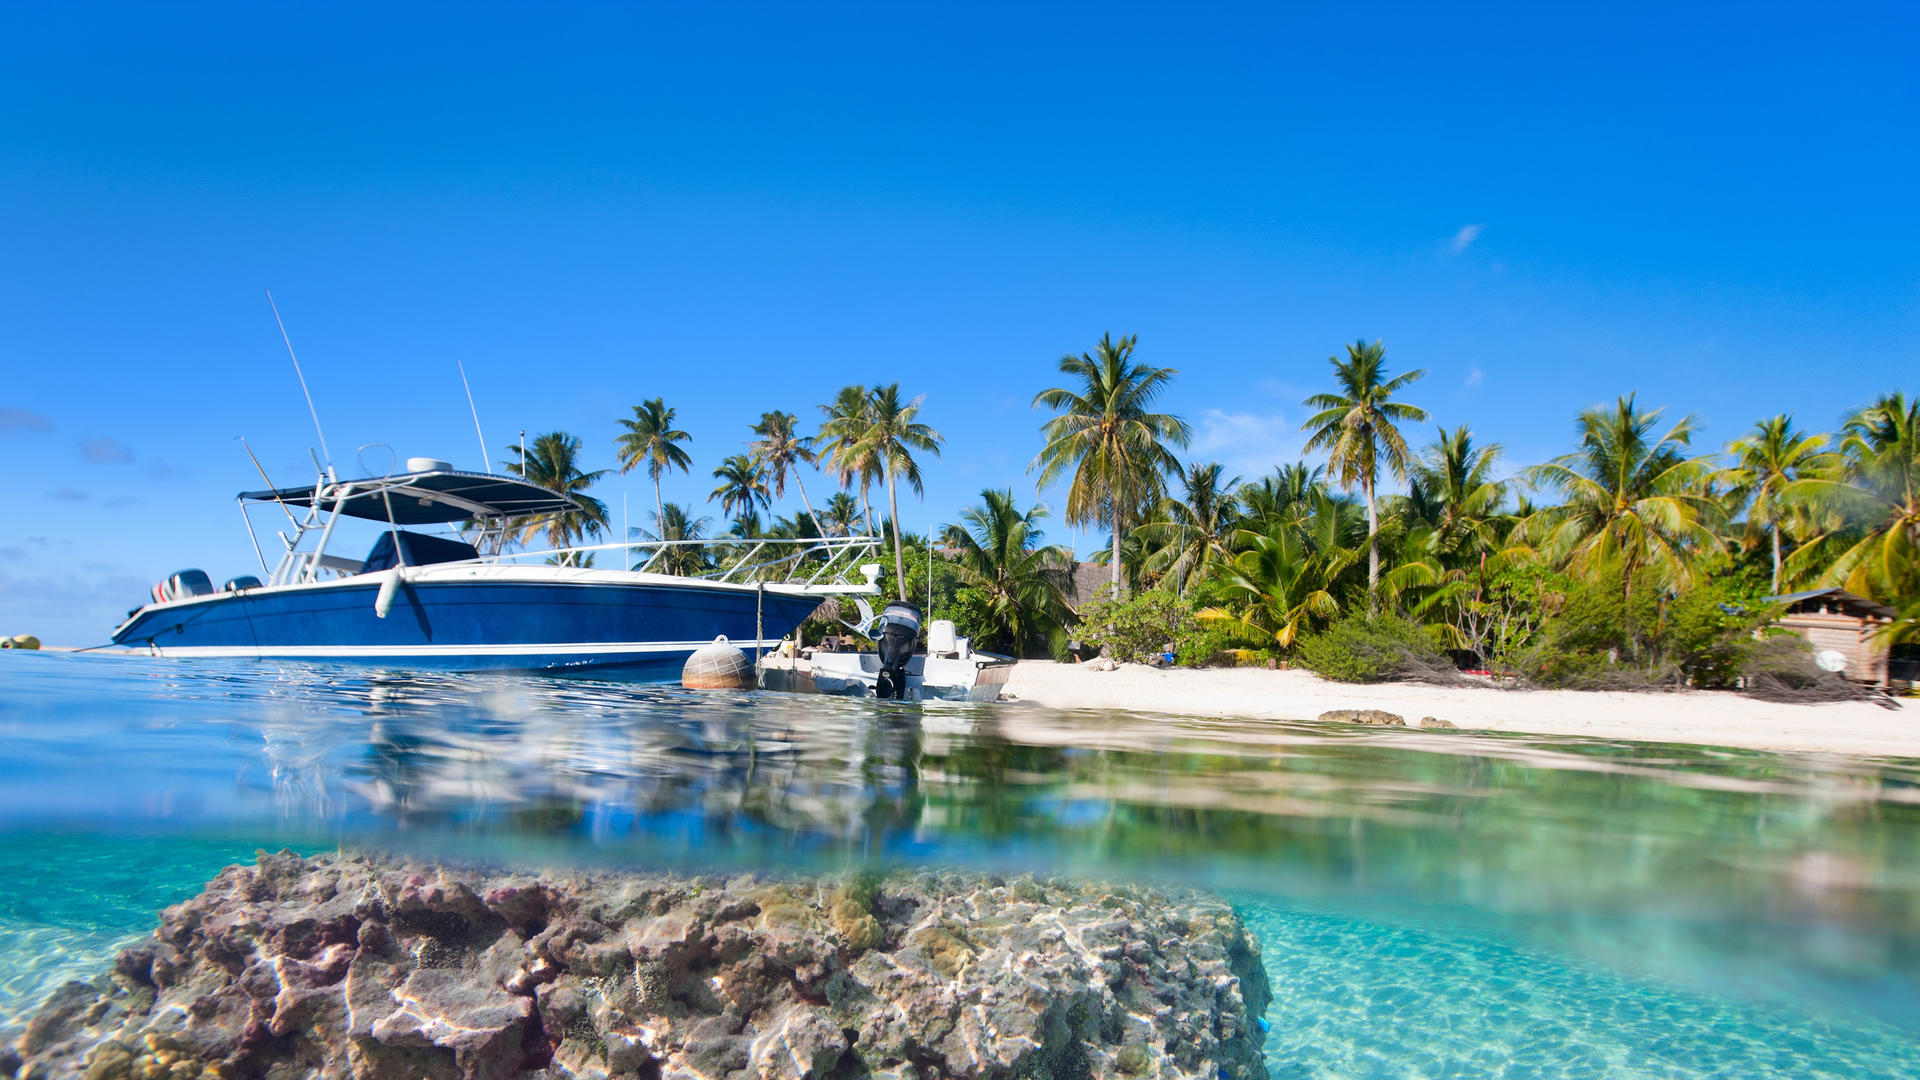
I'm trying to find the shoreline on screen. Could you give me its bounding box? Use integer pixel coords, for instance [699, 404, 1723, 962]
[1001, 660, 1917, 758]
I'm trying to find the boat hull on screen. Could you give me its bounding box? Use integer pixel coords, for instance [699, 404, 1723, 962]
[758, 650, 1016, 703]
[110, 574, 829, 678]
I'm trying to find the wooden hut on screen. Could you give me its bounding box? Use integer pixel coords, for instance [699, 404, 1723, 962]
[1764, 588, 1897, 686]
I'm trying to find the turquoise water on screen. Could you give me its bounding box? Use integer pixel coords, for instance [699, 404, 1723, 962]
[2, 653, 1916, 1076]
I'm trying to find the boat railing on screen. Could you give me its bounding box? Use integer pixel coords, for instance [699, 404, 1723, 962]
[488, 534, 884, 590]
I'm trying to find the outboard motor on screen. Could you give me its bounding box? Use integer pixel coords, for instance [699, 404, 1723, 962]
[151, 569, 215, 604]
[871, 600, 922, 701]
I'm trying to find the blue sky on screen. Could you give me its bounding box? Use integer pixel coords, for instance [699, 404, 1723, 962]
[2, 2, 1915, 644]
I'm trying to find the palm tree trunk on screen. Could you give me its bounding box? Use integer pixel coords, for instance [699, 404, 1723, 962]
[886, 468, 907, 599]
[652, 476, 664, 537]
[1771, 523, 1783, 593]
[1110, 506, 1125, 596]
[1365, 474, 1379, 612]
[861, 483, 877, 538]
[794, 473, 825, 537]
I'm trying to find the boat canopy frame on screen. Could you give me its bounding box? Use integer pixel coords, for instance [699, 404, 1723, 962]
[238, 468, 883, 592]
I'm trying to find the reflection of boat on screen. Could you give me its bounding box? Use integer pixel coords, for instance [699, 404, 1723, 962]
[111, 462, 880, 677]
[759, 619, 1015, 703]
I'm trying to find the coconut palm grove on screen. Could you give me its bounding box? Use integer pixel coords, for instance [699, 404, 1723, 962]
[497, 336, 1917, 691]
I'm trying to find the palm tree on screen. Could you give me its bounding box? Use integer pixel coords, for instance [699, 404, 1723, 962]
[1032, 332, 1192, 595]
[1136, 462, 1242, 593]
[634, 502, 711, 576]
[1519, 394, 1723, 598]
[1239, 462, 1328, 532]
[1715, 415, 1828, 592]
[614, 398, 693, 527]
[1197, 526, 1355, 656]
[819, 384, 883, 535]
[503, 431, 610, 563]
[708, 454, 770, 522]
[750, 410, 825, 537]
[1406, 426, 1508, 558]
[845, 383, 944, 598]
[1390, 431, 1520, 657]
[940, 488, 1074, 654]
[1785, 392, 1920, 600]
[820, 491, 863, 536]
[1301, 339, 1429, 608]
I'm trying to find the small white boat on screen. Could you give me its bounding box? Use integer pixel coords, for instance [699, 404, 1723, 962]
[758, 619, 1015, 703]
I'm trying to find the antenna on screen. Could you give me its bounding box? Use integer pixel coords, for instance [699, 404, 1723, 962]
[457, 360, 490, 471]
[238, 437, 300, 529]
[266, 289, 335, 480]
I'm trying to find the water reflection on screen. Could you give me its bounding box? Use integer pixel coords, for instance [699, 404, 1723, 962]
[1, 652, 1917, 1026]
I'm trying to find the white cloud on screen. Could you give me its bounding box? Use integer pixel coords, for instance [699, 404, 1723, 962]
[0, 407, 53, 434]
[1189, 409, 1299, 479]
[77, 436, 135, 464]
[1449, 223, 1484, 253]
[1464, 365, 1484, 388]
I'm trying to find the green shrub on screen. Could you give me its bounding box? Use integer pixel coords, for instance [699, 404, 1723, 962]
[1507, 638, 1673, 690]
[1074, 589, 1192, 664]
[1174, 623, 1239, 667]
[1296, 613, 1453, 683]
[1498, 563, 1777, 690]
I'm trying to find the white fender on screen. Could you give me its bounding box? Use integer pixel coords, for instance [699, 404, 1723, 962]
[374, 569, 403, 618]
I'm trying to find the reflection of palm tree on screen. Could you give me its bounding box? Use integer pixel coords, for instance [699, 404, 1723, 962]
[1715, 414, 1826, 592]
[504, 431, 609, 563]
[615, 398, 692, 527]
[750, 411, 825, 537]
[1032, 333, 1191, 596]
[1301, 339, 1428, 609]
[941, 488, 1073, 654]
[1786, 393, 1920, 600]
[709, 454, 770, 521]
[1520, 394, 1721, 598]
[635, 501, 712, 575]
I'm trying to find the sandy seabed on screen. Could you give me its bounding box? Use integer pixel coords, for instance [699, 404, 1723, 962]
[1001, 661, 1917, 758]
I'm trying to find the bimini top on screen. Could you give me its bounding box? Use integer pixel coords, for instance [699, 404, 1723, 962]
[240, 469, 580, 525]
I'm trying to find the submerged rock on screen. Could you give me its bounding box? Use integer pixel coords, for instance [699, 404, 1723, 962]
[1318, 708, 1405, 726]
[11, 851, 1271, 1080]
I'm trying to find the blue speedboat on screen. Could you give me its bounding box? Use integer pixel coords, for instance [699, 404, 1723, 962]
[111, 460, 882, 677]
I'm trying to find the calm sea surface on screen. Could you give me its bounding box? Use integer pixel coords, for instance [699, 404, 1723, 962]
[1, 652, 1916, 1077]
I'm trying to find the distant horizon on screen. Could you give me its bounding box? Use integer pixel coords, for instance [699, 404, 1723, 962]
[3, 2, 1915, 644]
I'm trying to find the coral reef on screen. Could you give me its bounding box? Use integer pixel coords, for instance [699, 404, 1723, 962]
[9, 851, 1270, 1080]
[1317, 709, 1405, 726]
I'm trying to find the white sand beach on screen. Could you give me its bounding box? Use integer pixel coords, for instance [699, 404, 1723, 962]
[1002, 661, 1917, 758]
